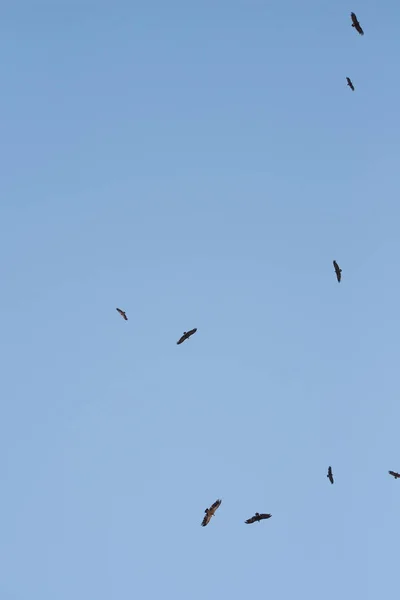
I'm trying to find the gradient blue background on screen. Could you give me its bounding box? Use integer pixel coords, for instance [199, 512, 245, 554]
[1, 2, 399, 598]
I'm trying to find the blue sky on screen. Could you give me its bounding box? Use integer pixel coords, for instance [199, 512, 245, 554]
[1, 1, 399, 598]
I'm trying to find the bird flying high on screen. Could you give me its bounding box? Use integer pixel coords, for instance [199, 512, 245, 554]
[351, 12, 364, 35]
[333, 260, 342, 282]
[389, 470, 400, 479]
[346, 77, 355, 91]
[201, 499, 222, 527]
[245, 512, 272, 524]
[327, 466, 334, 484]
[116, 308, 128, 321]
[177, 328, 197, 345]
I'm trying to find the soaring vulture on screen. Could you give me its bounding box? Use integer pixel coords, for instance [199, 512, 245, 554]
[333, 260, 342, 282]
[116, 308, 128, 321]
[346, 77, 355, 91]
[389, 470, 400, 479]
[245, 512, 272, 524]
[327, 466, 334, 484]
[351, 12, 364, 35]
[201, 498, 222, 527]
[177, 328, 197, 345]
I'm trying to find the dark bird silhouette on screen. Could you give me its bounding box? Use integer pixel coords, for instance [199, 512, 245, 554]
[177, 328, 197, 345]
[346, 77, 355, 91]
[327, 466, 334, 484]
[333, 260, 342, 282]
[389, 470, 400, 479]
[116, 308, 128, 321]
[201, 499, 222, 527]
[351, 12, 364, 35]
[245, 512, 272, 524]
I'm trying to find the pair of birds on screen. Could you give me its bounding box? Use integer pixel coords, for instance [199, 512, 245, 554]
[117, 260, 341, 326]
[117, 260, 342, 326]
[116, 308, 197, 345]
[201, 499, 271, 527]
[346, 14, 364, 92]
[327, 467, 400, 484]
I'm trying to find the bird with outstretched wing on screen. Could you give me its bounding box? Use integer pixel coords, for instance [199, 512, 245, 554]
[351, 12, 364, 35]
[245, 512, 272, 524]
[327, 466, 334, 484]
[333, 260, 342, 282]
[201, 499, 222, 527]
[177, 328, 197, 345]
[116, 308, 128, 321]
[389, 470, 400, 479]
[346, 77, 355, 91]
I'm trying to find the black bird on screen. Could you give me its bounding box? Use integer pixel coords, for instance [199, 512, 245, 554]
[351, 12, 364, 35]
[116, 308, 128, 321]
[245, 512, 272, 524]
[177, 328, 197, 345]
[389, 470, 400, 479]
[201, 499, 222, 527]
[333, 260, 342, 282]
[346, 77, 355, 91]
[327, 466, 334, 484]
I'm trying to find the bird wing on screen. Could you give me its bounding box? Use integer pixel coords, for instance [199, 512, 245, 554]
[259, 514, 272, 520]
[245, 516, 256, 524]
[201, 511, 211, 527]
[177, 333, 188, 345]
[389, 471, 399, 478]
[209, 499, 222, 515]
[351, 13, 359, 27]
[177, 329, 197, 344]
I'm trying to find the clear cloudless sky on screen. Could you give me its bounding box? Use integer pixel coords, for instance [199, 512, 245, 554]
[1, 1, 399, 598]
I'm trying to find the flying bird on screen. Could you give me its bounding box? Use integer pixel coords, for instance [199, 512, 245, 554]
[245, 512, 272, 524]
[389, 470, 400, 479]
[351, 12, 364, 35]
[333, 260, 342, 282]
[116, 308, 128, 321]
[201, 499, 222, 527]
[177, 328, 197, 345]
[346, 77, 355, 91]
[327, 466, 334, 484]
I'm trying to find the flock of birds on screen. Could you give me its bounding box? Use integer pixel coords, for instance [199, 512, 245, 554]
[345, 12, 364, 92]
[117, 11, 398, 530]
